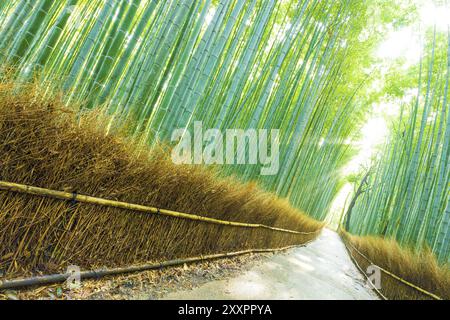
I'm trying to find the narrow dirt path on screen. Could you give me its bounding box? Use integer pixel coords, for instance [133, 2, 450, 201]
[162, 229, 379, 300]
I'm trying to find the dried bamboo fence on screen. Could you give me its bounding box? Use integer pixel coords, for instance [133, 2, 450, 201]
[0, 180, 321, 288]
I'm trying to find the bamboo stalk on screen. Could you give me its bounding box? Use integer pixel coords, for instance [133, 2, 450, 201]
[0, 180, 319, 235]
[0, 243, 312, 291]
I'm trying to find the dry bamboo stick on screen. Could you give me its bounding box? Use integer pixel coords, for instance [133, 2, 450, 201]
[0, 180, 319, 235]
[0, 243, 314, 290]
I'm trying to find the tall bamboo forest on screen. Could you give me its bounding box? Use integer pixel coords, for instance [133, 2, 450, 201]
[0, 0, 449, 298]
[0, 0, 371, 219]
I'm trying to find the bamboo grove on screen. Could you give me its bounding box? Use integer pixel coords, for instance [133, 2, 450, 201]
[0, 0, 369, 221]
[0, 0, 449, 266]
[347, 31, 450, 264]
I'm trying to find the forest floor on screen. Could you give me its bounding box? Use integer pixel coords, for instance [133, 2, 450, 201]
[2, 229, 378, 300]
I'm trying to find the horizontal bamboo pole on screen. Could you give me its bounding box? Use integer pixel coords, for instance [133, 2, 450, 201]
[340, 232, 442, 300]
[0, 243, 313, 291]
[0, 180, 319, 235]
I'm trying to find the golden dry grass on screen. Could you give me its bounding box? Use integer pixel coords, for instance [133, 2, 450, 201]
[341, 231, 450, 300]
[0, 82, 323, 280]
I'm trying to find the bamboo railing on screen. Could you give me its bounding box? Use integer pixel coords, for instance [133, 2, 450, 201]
[0, 180, 322, 290]
[0, 180, 319, 235]
[0, 242, 317, 290]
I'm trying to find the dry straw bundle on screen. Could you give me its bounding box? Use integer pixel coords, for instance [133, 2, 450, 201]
[0, 82, 322, 279]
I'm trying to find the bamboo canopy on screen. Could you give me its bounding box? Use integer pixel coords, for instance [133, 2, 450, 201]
[346, 32, 450, 263]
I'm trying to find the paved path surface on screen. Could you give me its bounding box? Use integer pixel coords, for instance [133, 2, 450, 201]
[162, 229, 379, 300]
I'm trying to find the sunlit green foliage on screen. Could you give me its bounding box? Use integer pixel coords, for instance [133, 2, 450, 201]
[347, 30, 450, 263]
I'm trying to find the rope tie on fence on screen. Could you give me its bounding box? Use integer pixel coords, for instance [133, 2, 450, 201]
[0, 180, 320, 236]
[70, 191, 78, 205]
[342, 237, 442, 300]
